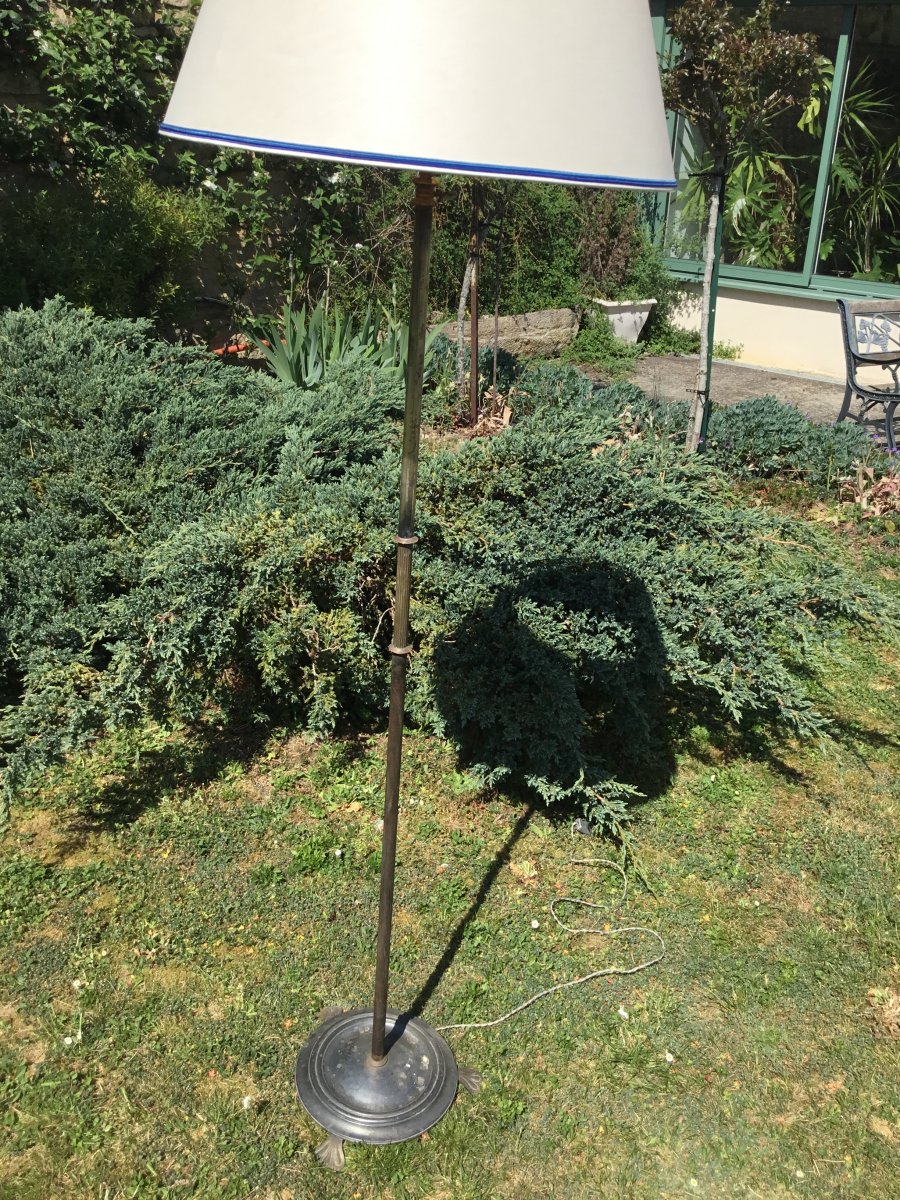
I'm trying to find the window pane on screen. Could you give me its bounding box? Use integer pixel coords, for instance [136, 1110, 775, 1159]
[817, 7, 900, 283]
[664, 5, 843, 273]
[663, 115, 706, 264]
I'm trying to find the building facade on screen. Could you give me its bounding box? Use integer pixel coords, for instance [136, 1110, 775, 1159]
[652, 0, 900, 377]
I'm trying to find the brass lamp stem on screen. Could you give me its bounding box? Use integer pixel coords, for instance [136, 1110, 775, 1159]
[371, 173, 435, 1062]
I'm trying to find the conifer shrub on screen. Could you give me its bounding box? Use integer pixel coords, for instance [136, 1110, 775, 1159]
[704, 394, 877, 488]
[515, 362, 597, 414]
[0, 302, 881, 824]
[408, 404, 871, 821]
[0, 301, 401, 803]
[564, 386, 878, 493]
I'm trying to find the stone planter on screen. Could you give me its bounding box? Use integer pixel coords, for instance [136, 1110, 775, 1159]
[592, 297, 657, 344]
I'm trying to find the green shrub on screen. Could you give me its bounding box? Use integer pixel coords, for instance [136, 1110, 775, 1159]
[0, 301, 401, 800]
[579, 388, 880, 493]
[0, 3, 687, 335]
[0, 304, 882, 827]
[0, 4, 208, 324]
[493, 184, 584, 314]
[419, 338, 522, 428]
[228, 171, 587, 329]
[705, 394, 878, 489]
[1, 3, 185, 173]
[577, 191, 685, 331]
[475, 344, 522, 394]
[0, 166, 221, 323]
[562, 312, 643, 378]
[516, 362, 598, 414]
[412, 400, 877, 816]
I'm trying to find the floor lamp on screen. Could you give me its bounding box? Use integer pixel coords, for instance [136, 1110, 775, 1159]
[161, 0, 675, 1168]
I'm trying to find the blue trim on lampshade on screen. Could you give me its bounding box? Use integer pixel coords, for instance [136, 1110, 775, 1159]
[159, 123, 677, 190]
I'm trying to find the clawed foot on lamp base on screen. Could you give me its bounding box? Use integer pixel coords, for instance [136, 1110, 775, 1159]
[315, 1134, 345, 1171]
[458, 1065, 482, 1095]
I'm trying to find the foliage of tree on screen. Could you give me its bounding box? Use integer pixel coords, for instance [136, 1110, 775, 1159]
[0, 302, 881, 826]
[182, 163, 590, 325]
[817, 62, 900, 282]
[1, 1, 186, 172]
[661, 0, 819, 451]
[0, 2, 221, 322]
[704, 394, 875, 488]
[0, 163, 220, 322]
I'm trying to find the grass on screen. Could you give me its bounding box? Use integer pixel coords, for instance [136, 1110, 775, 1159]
[1, 527, 898, 1199]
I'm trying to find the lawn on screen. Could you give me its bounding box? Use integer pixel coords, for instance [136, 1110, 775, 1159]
[1, 528, 898, 1200]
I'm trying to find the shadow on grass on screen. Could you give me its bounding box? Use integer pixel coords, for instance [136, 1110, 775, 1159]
[665, 695, 900, 808]
[428, 561, 677, 818]
[66, 719, 271, 834]
[382, 564, 675, 1026]
[391, 801, 535, 1045]
[826, 714, 900, 757]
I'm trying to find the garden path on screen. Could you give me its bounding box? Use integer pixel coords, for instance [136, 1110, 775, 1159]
[628, 354, 845, 425]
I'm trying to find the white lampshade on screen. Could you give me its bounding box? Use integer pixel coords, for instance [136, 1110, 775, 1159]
[161, 0, 675, 191]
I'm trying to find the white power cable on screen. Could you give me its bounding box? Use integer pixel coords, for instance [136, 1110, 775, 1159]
[436, 858, 665, 1035]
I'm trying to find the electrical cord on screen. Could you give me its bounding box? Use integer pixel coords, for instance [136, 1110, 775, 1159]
[435, 858, 665, 1035]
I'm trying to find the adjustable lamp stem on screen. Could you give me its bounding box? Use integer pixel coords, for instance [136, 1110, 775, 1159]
[371, 173, 435, 1062]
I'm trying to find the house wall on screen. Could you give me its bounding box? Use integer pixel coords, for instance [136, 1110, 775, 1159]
[674, 285, 847, 380]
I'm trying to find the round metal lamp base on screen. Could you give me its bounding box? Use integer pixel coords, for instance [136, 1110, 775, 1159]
[296, 1009, 459, 1150]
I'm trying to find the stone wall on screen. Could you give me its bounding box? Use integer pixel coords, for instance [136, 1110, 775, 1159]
[0, 63, 41, 113]
[436, 308, 580, 359]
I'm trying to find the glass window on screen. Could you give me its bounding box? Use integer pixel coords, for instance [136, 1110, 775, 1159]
[663, 116, 707, 265]
[817, 6, 900, 283]
[663, 5, 843, 273]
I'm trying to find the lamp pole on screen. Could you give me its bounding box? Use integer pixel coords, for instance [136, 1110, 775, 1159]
[160, 0, 675, 1165]
[294, 173, 461, 1165]
[372, 172, 435, 1061]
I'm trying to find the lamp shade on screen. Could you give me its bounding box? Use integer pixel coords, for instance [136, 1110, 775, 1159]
[161, 0, 675, 190]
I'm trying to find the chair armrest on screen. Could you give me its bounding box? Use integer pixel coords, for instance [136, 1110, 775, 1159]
[850, 349, 900, 365]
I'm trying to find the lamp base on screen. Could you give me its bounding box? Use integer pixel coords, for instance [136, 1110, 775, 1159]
[296, 1008, 468, 1165]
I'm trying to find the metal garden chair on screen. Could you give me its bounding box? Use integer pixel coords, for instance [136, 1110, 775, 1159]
[836, 298, 900, 453]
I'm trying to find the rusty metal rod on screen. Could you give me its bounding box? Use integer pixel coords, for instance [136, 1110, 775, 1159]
[469, 257, 479, 426]
[371, 173, 435, 1062]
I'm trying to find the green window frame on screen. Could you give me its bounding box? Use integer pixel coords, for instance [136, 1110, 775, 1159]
[651, 0, 900, 302]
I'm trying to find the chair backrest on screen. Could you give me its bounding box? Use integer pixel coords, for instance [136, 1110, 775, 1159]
[836, 298, 900, 366]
